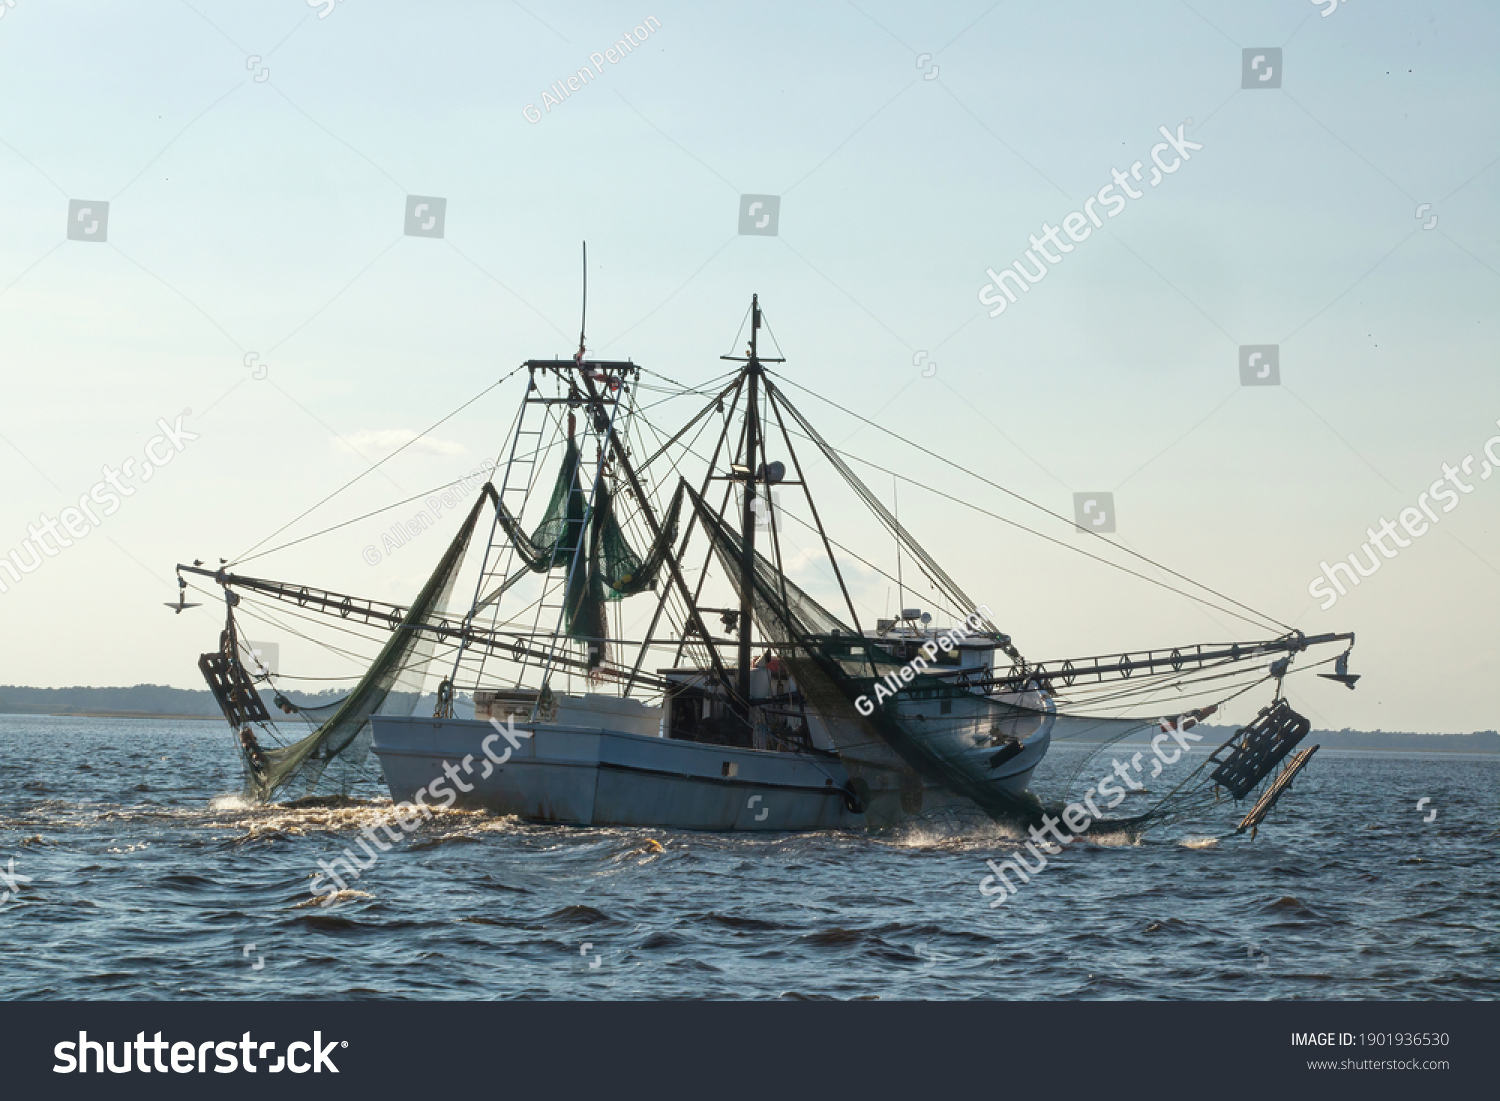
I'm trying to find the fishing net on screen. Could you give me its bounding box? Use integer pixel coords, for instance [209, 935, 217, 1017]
[601, 480, 686, 598]
[229, 491, 489, 801]
[496, 437, 586, 571]
[683, 484, 1287, 833]
[685, 484, 1061, 823]
[492, 437, 686, 666]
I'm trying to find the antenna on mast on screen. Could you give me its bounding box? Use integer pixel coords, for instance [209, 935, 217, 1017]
[575, 241, 587, 366]
[894, 476, 906, 619]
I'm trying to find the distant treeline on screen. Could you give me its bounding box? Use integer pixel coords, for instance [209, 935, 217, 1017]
[1, 685, 1496, 751]
[0, 684, 471, 720]
[1085, 723, 1500, 753]
[1293, 727, 1499, 753]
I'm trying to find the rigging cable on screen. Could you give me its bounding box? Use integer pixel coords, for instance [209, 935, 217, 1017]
[772, 416, 1285, 637]
[772, 372, 1292, 635]
[235, 471, 505, 567]
[232, 365, 525, 565]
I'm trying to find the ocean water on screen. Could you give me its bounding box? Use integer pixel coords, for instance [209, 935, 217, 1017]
[0, 714, 1495, 1000]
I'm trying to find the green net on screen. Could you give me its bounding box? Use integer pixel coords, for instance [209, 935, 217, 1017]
[492, 439, 686, 667]
[496, 438, 587, 572]
[602, 480, 686, 598]
[490, 437, 603, 663]
[683, 484, 1053, 824]
[237, 491, 489, 801]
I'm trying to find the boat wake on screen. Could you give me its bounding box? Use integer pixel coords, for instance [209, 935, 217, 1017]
[208, 793, 255, 812]
[880, 815, 1030, 851]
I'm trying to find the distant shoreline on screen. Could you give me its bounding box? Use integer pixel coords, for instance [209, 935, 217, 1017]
[1, 709, 1496, 754]
[16, 711, 225, 722]
[1065, 739, 1497, 754]
[0, 684, 455, 726]
[1, 686, 1496, 753]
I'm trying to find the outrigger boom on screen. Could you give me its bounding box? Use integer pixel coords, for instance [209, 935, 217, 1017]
[173, 560, 682, 694]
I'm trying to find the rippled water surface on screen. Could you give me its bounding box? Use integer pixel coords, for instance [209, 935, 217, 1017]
[1, 715, 1495, 999]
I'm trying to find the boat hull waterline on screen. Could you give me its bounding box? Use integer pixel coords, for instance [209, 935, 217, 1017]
[371, 715, 1050, 832]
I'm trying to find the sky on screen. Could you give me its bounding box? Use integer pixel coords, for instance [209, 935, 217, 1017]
[0, 0, 1496, 733]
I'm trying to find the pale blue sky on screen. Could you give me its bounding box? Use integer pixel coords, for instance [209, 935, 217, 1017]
[1, 0, 1496, 732]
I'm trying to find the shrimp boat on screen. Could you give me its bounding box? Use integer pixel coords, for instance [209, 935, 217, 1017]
[177, 288, 1359, 836]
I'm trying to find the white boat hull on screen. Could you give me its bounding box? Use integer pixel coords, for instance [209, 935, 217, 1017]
[372, 716, 862, 830]
[372, 711, 1049, 832]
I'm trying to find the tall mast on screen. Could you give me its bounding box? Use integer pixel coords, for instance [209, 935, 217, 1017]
[738, 294, 762, 708]
[575, 241, 587, 364]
